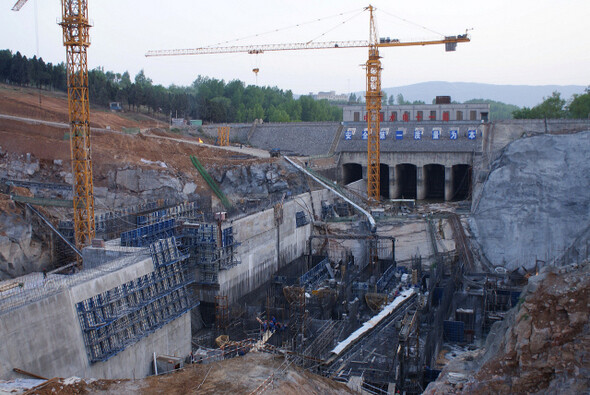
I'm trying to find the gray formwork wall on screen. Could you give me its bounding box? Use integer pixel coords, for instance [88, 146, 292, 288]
[203, 189, 333, 304]
[0, 255, 191, 380]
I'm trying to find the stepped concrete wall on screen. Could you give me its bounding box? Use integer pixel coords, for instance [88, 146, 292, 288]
[0, 252, 191, 380]
[198, 189, 333, 304]
[249, 123, 340, 156]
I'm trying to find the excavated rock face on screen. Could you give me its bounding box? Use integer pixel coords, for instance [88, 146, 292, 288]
[0, 195, 51, 280]
[209, 161, 308, 201]
[425, 263, 590, 394]
[107, 167, 195, 206]
[470, 131, 590, 271]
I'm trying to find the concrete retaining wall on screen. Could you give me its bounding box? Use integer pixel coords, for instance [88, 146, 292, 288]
[0, 256, 191, 380]
[202, 189, 332, 303]
[249, 123, 340, 156]
[483, 120, 590, 167]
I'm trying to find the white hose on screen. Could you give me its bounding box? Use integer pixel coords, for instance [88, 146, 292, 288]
[284, 156, 377, 233]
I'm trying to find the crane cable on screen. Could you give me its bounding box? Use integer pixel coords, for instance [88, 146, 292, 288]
[305, 8, 366, 45]
[377, 8, 445, 38]
[204, 8, 363, 48]
[34, 0, 42, 108]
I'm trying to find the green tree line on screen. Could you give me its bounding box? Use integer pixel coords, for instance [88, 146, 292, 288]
[0, 50, 66, 91]
[512, 91, 590, 119]
[0, 49, 342, 123]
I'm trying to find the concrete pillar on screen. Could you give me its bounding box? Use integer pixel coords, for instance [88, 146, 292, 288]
[445, 166, 453, 201]
[389, 166, 397, 199]
[362, 166, 367, 180]
[417, 166, 426, 200]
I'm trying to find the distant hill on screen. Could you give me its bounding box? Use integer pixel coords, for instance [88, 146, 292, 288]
[374, 81, 587, 108]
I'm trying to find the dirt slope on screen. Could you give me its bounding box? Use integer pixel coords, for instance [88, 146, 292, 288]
[25, 353, 353, 395]
[425, 262, 590, 394]
[0, 83, 162, 130]
[0, 84, 269, 190]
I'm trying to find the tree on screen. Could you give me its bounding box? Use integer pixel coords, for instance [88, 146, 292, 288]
[247, 103, 265, 122]
[381, 91, 388, 105]
[465, 99, 519, 120]
[348, 92, 357, 103]
[207, 96, 231, 122]
[118, 71, 132, 108]
[268, 106, 290, 122]
[568, 87, 590, 119]
[387, 95, 394, 105]
[10, 52, 28, 85]
[536, 92, 567, 118]
[0, 50, 343, 122]
[299, 95, 314, 121]
[513, 91, 567, 119]
[50, 62, 66, 91]
[0, 49, 12, 82]
[396, 93, 409, 105]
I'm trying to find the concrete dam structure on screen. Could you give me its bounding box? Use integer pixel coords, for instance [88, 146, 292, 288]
[336, 121, 481, 201]
[0, 243, 192, 379]
[1, 110, 589, 392]
[0, 188, 333, 380]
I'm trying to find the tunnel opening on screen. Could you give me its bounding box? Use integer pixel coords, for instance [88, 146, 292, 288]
[396, 164, 416, 199]
[452, 164, 472, 201]
[380, 164, 390, 199]
[342, 163, 363, 184]
[424, 164, 445, 200]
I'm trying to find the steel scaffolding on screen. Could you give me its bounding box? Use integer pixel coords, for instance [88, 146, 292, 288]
[181, 222, 239, 285]
[76, 237, 196, 363]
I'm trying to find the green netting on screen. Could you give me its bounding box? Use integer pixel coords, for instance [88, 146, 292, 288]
[190, 155, 232, 209]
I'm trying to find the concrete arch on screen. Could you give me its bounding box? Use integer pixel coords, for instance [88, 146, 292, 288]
[342, 163, 363, 184]
[424, 164, 445, 200]
[395, 163, 417, 199]
[452, 164, 472, 201]
[380, 163, 390, 199]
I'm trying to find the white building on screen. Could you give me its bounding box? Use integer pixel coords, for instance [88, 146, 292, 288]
[311, 91, 349, 102]
[343, 97, 490, 123]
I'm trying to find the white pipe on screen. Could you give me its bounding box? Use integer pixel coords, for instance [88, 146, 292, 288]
[284, 156, 376, 233]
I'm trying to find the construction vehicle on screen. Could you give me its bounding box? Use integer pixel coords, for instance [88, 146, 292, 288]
[146, 5, 470, 203]
[11, 0, 96, 257]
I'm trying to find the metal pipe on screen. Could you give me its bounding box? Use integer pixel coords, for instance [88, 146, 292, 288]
[284, 156, 376, 233]
[25, 203, 82, 257]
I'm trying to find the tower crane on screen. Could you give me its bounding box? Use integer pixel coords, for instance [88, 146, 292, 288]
[147, 5, 470, 202]
[12, 0, 95, 254]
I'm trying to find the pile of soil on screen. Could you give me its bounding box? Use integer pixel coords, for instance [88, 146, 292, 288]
[25, 353, 352, 395]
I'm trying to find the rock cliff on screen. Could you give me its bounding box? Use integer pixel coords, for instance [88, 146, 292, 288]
[0, 194, 51, 280]
[470, 131, 590, 271]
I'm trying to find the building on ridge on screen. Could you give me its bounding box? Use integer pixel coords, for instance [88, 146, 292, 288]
[343, 96, 489, 123]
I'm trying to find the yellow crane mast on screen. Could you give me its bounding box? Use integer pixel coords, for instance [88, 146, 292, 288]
[365, 5, 381, 203]
[146, 5, 470, 202]
[13, 0, 95, 254]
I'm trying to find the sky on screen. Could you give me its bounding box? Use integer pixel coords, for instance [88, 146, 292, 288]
[1, 0, 589, 96]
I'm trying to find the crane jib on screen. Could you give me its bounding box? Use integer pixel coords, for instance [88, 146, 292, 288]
[145, 36, 469, 57]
